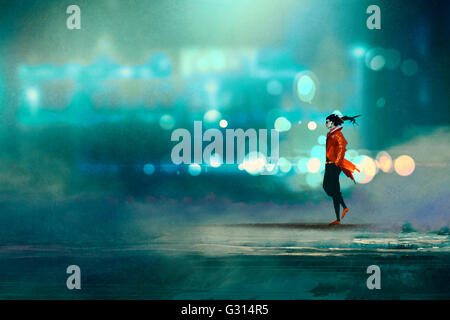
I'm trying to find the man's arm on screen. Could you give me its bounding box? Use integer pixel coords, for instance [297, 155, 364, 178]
[334, 133, 347, 167]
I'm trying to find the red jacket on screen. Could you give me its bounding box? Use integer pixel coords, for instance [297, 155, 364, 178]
[326, 127, 359, 181]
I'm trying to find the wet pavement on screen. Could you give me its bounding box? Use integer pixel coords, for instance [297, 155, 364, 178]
[1, 223, 449, 299]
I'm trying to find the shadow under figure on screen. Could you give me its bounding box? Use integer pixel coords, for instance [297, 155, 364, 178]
[324, 114, 361, 226]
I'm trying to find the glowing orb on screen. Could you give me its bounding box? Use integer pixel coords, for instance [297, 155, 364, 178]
[26, 88, 39, 103]
[219, 119, 228, 128]
[307, 121, 317, 131]
[120, 67, 133, 77]
[295, 72, 317, 103]
[307, 158, 321, 173]
[365, 47, 386, 71]
[354, 155, 377, 184]
[296, 158, 309, 174]
[159, 114, 175, 130]
[376, 151, 393, 173]
[352, 47, 366, 58]
[188, 163, 201, 176]
[318, 135, 326, 145]
[310, 145, 325, 159]
[266, 80, 283, 96]
[204, 110, 221, 123]
[274, 117, 291, 132]
[208, 153, 222, 168]
[370, 55, 386, 71]
[242, 152, 267, 175]
[143, 163, 155, 175]
[278, 157, 292, 173]
[394, 155, 415, 176]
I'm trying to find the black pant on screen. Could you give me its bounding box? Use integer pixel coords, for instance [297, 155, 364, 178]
[323, 163, 347, 221]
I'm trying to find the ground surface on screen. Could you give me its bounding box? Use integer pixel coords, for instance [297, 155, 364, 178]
[1, 221, 449, 299]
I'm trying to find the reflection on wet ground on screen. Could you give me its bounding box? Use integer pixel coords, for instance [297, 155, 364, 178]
[0, 223, 449, 299]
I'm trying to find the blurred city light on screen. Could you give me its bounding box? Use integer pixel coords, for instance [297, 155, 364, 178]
[394, 155, 415, 176]
[370, 55, 386, 71]
[26, 88, 39, 104]
[354, 155, 377, 184]
[296, 158, 309, 174]
[317, 135, 326, 145]
[159, 114, 175, 130]
[219, 119, 228, 128]
[376, 151, 393, 173]
[208, 153, 222, 168]
[310, 145, 325, 159]
[278, 157, 292, 173]
[307, 121, 317, 130]
[242, 152, 266, 175]
[188, 163, 202, 176]
[143, 163, 155, 175]
[204, 110, 221, 123]
[307, 158, 321, 173]
[120, 67, 133, 78]
[274, 116, 291, 132]
[295, 72, 317, 103]
[365, 47, 386, 71]
[352, 47, 366, 58]
[266, 79, 283, 96]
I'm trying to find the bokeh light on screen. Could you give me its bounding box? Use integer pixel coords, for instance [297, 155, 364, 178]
[188, 163, 201, 176]
[318, 135, 326, 145]
[219, 119, 228, 128]
[365, 47, 386, 71]
[242, 152, 267, 175]
[208, 153, 222, 168]
[394, 155, 415, 176]
[26, 88, 39, 104]
[310, 145, 325, 159]
[354, 155, 377, 184]
[143, 163, 155, 175]
[370, 55, 386, 71]
[266, 80, 283, 96]
[204, 109, 221, 123]
[296, 158, 309, 174]
[352, 47, 366, 58]
[278, 157, 292, 173]
[120, 67, 133, 77]
[307, 121, 317, 130]
[274, 117, 291, 132]
[159, 114, 175, 130]
[376, 151, 393, 173]
[401, 59, 419, 76]
[307, 158, 321, 173]
[205, 80, 218, 93]
[295, 72, 317, 103]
